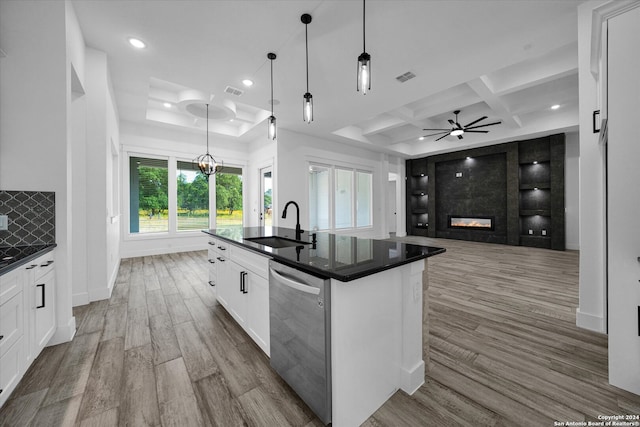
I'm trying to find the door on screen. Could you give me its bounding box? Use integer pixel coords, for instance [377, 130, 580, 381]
[34, 268, 55, 354]
[387, 178, 397, 235]
[259, 166, 273, 230]
[246, 271, 270, 355]
[227, 261, 248, 328]
[607, 5, 640, 395]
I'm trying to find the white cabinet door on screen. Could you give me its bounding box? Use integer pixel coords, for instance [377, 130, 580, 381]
[33, 268, 55, 355]
[227, 261, 248, 328]
[216, 254, 232, 309]
[246, 271, 270, 356]
[607, 5, 640, 395]
[0, 336, 23, 408]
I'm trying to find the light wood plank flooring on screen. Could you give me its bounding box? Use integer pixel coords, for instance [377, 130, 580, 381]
[1, 238, 639, 426]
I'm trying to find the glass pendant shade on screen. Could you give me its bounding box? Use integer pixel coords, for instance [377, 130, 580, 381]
[303, 92, 313, 123]
[268, 115, 277, 140]
[357, 52, 371, 94]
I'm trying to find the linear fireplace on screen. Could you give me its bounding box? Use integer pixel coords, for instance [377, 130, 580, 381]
[448, 215, 494, 231]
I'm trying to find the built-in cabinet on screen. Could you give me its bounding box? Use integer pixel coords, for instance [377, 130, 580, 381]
[206, 238, 270, 356]
[407, 134, 565, 250]
[406, 158, 429, 237]
[0, 250, 56, 408]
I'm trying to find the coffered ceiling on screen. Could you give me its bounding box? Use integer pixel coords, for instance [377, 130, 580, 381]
[72, 0, 583, 157]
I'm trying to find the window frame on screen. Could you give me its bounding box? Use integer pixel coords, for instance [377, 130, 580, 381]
[308, 161, 373, 233]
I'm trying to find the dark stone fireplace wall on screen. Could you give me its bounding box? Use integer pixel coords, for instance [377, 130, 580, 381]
[406, 134, 565, 250]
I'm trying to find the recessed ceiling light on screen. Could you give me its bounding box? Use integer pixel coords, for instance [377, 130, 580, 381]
[242, 79, 254, 87]
[533, 161, 538, 164]
[163, 102, 172, 108]
[551, 104, 560, 110]
[418, 136, 425, 141]
[128, 37, 146, 49]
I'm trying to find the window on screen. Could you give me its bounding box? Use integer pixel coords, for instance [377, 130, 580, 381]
[177, 161, 209, 231]
[215, 167, 243, 229]
[309, 164, 330, 231]
[309, 163, 373, 231]
[130, 157, 169, 234]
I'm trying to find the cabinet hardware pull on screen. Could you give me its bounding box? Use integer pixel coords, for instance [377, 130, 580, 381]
[26, 264, 37, 270]
[241, 271, 248, 294]
[208, 281, 215, 287]
[218, 246, 226, 251]
[240, 271, 244, 293]
[216, 257, 225, 262]
[36, 283, 45, 308]
[0, 335, 4, 340]
[208, 241, 215, 245]
[208, 259, 215, 264]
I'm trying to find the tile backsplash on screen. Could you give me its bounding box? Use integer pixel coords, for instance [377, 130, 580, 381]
[0, 190, 55, 246]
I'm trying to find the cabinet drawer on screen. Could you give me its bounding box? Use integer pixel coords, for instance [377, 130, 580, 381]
[0, 268, 22, 305]
[0, 291, 24, 358]
[34, 254, 55, 282]
[229, 245, 269, 278]
[0, 336, 23, 407]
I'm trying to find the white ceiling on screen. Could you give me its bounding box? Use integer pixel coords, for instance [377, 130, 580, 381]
[72, 0, 583, 158]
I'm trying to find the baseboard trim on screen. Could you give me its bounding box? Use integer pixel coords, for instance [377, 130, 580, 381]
[49, 316, 76, 346]
[576, 308, 606, 334]
[400, 360, 425, 395]
[566, 242, 580, 250]
[72, 292, 89, 307]
[122, 244, 204, 259]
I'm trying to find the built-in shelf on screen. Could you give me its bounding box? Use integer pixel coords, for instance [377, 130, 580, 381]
[519, 183, 551, 190]
[520, 209, 551, 216]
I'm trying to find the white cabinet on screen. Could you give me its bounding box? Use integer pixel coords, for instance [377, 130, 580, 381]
[206, 238, 270, 355]
[0, 249, 56, 408]
[0, 268, 25, 407]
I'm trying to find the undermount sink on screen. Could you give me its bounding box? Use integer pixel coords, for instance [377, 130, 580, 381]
[245, 236, 310, 249]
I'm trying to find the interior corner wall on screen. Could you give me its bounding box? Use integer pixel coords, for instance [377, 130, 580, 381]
[564, 132, 580, 250]
[576, 0, 608, 333]
[0, 0, 75, 343]
[275, 129, 388, 239]
[245, 138, 277, 228]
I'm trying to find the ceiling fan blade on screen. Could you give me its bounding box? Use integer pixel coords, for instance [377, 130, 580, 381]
[465, 121, 501, 130]
[457, 135, 463, 140]
[422, 128, 450, 131]
[464, 130, 489, 133]
[448, 119, 456, 126]
[435, 134, 449, 142]
[463, 116, 487, 128]
[423, 131, 450, 137]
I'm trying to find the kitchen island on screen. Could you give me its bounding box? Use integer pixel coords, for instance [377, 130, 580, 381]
[203, 227, 444, 426]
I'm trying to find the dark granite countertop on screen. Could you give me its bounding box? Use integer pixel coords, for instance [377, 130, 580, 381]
[203, 227, 445, 282]
[0, 244, 57, 276]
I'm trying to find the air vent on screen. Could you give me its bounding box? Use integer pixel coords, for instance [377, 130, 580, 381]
[395, 71, 416, 83]
[224, 86, 244, 96]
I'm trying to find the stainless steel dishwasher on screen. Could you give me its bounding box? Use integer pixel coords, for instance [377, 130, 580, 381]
[269, 260, 331, 425]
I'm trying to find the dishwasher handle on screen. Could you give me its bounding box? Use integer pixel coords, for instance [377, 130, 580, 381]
[270, 268, 320, 295]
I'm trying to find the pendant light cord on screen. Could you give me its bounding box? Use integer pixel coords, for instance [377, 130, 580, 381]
[205, 103, 209, 153]
[270, 59, 274, 115]
[305, 23, 309, 92]
[362, 0, 366, 52]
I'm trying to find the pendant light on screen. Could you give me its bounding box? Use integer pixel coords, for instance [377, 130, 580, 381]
[301, 13, 313, 123]
[194, 103, 223, 178]
[267, 52, 277, 140]
[357, 0, 371, 94]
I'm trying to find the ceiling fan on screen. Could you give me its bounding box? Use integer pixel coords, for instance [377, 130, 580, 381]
[422, 110, 501, 141]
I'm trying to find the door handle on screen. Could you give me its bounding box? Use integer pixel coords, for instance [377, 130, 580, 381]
[36, 283, 45, 308]
[269, 268, 320, 295]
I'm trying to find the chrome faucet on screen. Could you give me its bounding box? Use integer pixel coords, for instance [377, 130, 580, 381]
[282, 201, 304, 240]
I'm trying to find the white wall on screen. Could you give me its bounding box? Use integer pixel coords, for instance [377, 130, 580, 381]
[245, 138, 277, 228]
[565, 131, 580, 250]
[275, 129, 399, 239]
[0, 0, 76, 343]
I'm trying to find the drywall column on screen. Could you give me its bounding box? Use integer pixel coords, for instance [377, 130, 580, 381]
[576, 1, 608, 333]
[0, 0, 76, 343]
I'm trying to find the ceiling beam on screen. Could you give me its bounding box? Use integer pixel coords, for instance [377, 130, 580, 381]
[467, 76, 522, 128]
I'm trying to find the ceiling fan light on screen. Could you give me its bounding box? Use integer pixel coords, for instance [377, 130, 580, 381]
[450, 129, 464, 136]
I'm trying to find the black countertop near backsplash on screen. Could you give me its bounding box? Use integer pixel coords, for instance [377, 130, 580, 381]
[0, 244, 57, 276]
[203, 227, 445, 282]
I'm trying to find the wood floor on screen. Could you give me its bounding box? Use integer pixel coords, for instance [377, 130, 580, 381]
[1, 238, 639, 426]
